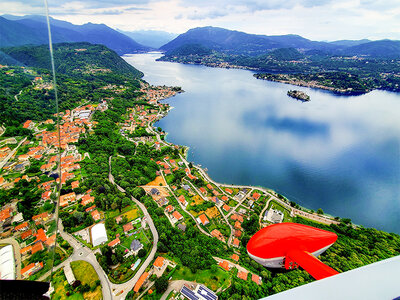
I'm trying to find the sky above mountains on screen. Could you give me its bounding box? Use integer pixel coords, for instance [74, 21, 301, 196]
[3, 0, 400, 41]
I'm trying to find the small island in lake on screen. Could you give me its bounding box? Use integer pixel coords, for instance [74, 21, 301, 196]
[287, 90, 310, 101]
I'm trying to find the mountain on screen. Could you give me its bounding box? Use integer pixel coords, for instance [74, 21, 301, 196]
[0, 15, 150, 55]
[1, 42, 143, 78]
[330, 39, 371, 47]
[160, 26, 339, 55]
[342, 40, 400, 58]
[118, 30, 178, 48]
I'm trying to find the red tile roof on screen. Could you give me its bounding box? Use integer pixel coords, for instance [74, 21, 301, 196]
[108, 238, 120, 247]
[123, 222, 133, 232]
[219, 260, 230, 271]
[231, 254, 239, 262]
[15, 222, 29, 231]
[172, 211, 183, 221]
[153, 256, 165, 268]
[252, 192, 261, 200]
[223, 204, 230, 212]
[232, 238, 240, 247]
[252, 274, 262, 285]
[134, 272, 149, 292]
[198, 214, 209, 226]
[237, 271, 248, 280]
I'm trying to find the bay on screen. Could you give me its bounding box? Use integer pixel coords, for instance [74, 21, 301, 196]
[124, 52, 400, 233]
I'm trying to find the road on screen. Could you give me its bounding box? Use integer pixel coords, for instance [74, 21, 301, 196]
[108, 156, 159, 300]
[193, 165, 340, 226]
[0, 137, 27, 170]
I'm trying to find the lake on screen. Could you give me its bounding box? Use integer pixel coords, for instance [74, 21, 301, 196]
[124, 53, 400, 233]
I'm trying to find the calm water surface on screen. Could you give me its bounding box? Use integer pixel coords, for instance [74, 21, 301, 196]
[124, 53, 400, 233]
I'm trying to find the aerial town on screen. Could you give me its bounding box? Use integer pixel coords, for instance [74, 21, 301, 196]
[0, 70, 342, 300]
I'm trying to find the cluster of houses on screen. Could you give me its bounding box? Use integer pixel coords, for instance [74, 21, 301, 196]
[218, 259, 262, 286]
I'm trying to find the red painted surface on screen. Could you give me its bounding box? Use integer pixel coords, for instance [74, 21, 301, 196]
[247, 223, 337, 259]
[287, 249, 339, 280]
[247, 223, 339, 280]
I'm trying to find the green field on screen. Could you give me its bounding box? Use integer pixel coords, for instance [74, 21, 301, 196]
[70, 261, 102, 300]
[171, 266, 231, 291]
[50, 269, 84, 300]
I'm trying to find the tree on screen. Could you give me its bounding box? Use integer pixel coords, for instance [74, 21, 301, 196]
[317, 208, 324, 215]
[138, 249, 146, 258]
[155, 276, 169, 293]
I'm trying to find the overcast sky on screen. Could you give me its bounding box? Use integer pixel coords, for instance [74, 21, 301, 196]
[3, 0, 400, 41]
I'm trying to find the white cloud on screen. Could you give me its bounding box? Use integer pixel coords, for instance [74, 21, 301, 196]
[3, 0, 400, 40]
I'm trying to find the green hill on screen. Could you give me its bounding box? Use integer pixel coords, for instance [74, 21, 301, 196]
[1, 42, 143, 78]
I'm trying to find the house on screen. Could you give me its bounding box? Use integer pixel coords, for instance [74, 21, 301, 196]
[158, 197, 168, 206]
[32, 212, 50, 224]
[150, 188, 160, 196]
[231, 254, 239, 262]
[59, 192, 76, 207]
[231, 214, 244, 223]
[108, 238, 121, 248]
[218, 260, 230, 271]
[41, 191, 51, 201]
[15, 222, 29, 231]
[133, 272, 149, 293]
[222, 204, 231, 212]
[182, 185, 190, 191]
[252, 274, 262, 285]
[20, 246, 32, 256]
[234, 230, 242, 238]
[0, 207, 12, 223]
[211, 229, 225, 242]
[234, 221, 242, 230]
[206, 184, 213, 190]
[85, 205, 96, 213]
[165, 205, 174, 213]
[71, 181, 79, 189]
[225, 188, 233, 195]
[123, 222, 134, 233]
[252, 192, 261, 200]
[178, 195, 188, 207]
[64, 264, 76, 285]
[130, 239, 143, 254]
[199, 187, 207, 194]
[172, 211, 183, 222]
[34, 228, 47, 243]
[237, 271, 248, 280]
[232, 238, 240, 248]
[153, 256, 166, 271]
[81, 193, 95, 206]
[31, 242, 44, 254]
[197, 214, 209, 226]
[91, 210, 101, 221]
[221, 196, 228, 202]
[21, 262, 43, 279]
[21, 230, 33, 240]
[177, 223, 186, 232]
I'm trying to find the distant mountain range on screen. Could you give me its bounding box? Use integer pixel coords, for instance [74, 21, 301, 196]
[117, 29, 178, 49]
[0, 15, 150, 55]
[1, 16, 399, 59]
[160, 26, 400, 58]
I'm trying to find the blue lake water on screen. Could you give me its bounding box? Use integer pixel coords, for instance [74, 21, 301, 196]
[124, 53, 400, 233]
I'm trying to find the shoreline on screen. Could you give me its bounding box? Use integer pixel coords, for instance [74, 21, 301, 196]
[150, 88, 342, 227]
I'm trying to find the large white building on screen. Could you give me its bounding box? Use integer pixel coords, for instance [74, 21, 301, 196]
[0, 245, 15, 280]
[91, 223, 108, 247]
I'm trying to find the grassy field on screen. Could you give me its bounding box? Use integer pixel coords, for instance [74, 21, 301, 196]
[51, 269, 84, 300]
[171, 266, 231, 291]
[121, 208, 140, 221]
[70, 261, 102, 300]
